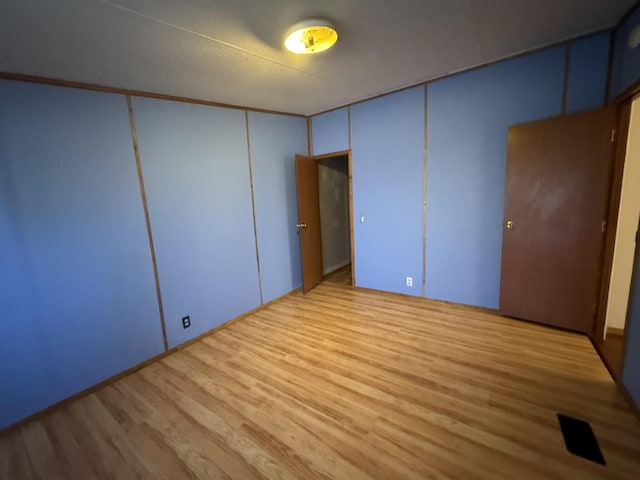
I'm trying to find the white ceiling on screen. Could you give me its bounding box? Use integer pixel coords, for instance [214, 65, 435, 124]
[0, 0, 635, 115]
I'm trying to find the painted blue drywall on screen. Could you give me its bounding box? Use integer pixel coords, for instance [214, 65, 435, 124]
[566, 33, 610, 113]
[312, 107, 349, 155]
[426, 46, 565, 308]
[0, 80, 163, 429]
[622, 244, 640, 409]
[351, 86, 424, 296]
[132, 98, 261, 349]
[248, 112, 307, 303]
[611, 4, 640, 99]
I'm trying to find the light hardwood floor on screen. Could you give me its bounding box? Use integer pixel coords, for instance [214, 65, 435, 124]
[599, 331, 625, 378]
[324, 263, 352, 286]
[2, 282, 640, 479]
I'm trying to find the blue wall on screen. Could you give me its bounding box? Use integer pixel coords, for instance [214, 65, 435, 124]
[611, 4, 640, 99]
[351, 86, 425, 296]
[426, 47, 565, 308]
[314, 38, 608, 308]
[132, 98, 262, 348]
[1, 83, 307, 428]
[0, 81, 164, 429]
[312, 107, 349, 155]
[623, 244, 640, 409]
[567, 33, 610, 113]
[248, 112, 307, 303]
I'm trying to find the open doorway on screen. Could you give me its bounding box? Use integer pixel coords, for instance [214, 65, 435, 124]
[295, 150, 354, 292]
[317, 154, 352, 286]
[597, 94, 640, 377]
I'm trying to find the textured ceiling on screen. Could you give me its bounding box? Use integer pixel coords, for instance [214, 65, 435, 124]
[0, 0, 635, 115]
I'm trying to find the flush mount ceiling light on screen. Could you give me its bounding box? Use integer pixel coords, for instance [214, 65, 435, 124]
[284, 19, 338, 54]
[629, 24, 640, 49]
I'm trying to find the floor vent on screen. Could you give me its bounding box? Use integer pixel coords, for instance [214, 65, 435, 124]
[557, 413, 606, 465]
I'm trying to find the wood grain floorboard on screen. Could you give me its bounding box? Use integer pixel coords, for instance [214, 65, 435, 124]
[2, 282, 640, 479]
[324, 264, 352, 286]
[600, 333, 624, 377]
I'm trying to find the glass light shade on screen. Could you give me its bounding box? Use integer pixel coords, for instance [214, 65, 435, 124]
[285, 20, 338, 54]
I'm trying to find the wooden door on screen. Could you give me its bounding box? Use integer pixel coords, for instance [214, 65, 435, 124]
[295, 154, 323, 293]
[500, 109, 616, 333]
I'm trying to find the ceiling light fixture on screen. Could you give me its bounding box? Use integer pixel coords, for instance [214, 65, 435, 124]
[629, 24, 640, 50]
[284, 19, 338, 55]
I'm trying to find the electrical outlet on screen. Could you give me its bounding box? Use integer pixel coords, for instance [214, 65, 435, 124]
[182, 315, 191, 329]
[406, 276, 413, 287]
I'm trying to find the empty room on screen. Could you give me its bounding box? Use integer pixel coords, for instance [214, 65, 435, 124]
[3, 1, 640, 478]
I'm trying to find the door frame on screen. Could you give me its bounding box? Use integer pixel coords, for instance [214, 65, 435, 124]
[590, 98, 638, 385]
[620, 211, 640, 383]
[308, 149, 356, 287]
[594, 102, 633, 343]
